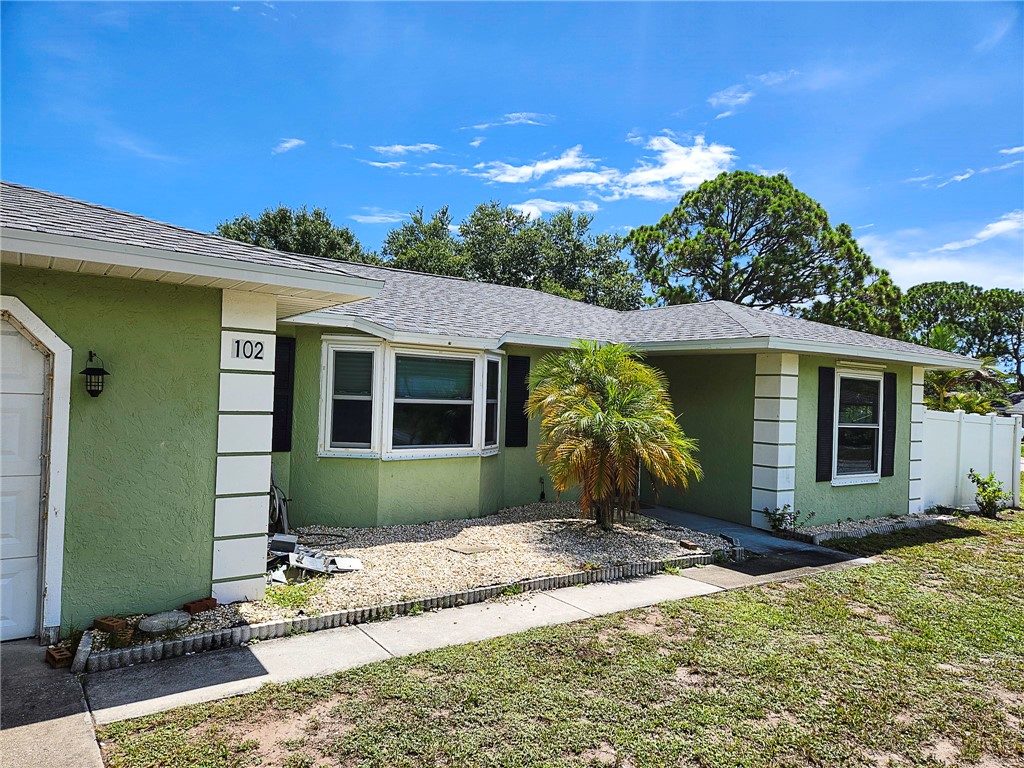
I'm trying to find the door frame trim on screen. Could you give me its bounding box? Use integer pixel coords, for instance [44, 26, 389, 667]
[1, 296, 71, 643]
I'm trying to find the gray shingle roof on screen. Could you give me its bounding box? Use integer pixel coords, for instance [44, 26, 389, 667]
[326, 263, 974, 367]
[1, 181, 369, 281]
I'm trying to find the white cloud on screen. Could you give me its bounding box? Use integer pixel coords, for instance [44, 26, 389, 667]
[999, 146, 1024, 155]
[862, 222, 1024, 289]
[936, 169, 975, 187]
[231, 5, 240, 10]
[548, 135, 735, 202]
[360, 159, 405, 169]
[331, 141, 354, 149]
[469, 136, 485, 148]
[475, 145, 594, 183]
[931, 210, 1024, 252]
[754, 69, 798, 85]
[708, 84, 754, 118]
[904, 174, 936, 183]
[468, 112, 554, 130]
[980, 159, 1023, 173]
[350, 207, 407, 225]
[370, 143, 441, 155]
[423, 162, 460, 173]
[509, 199, 599, 220]
[271, 137, 304, 155]
[751, 164, 789, 176]
[975, 11, 1018, 52]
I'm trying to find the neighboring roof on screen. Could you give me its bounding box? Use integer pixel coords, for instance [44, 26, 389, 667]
[304, 261, 977, 369]
[0, 182, 383, 317]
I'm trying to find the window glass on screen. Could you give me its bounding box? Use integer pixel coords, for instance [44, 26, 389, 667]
[836, 427, 878, 475]
[485, 359, 500, 446]
[395, 356, 473, 400]
[835, 376, 881, 476]
[331, 350, 374, 448]
[393, 403, 473, 447]
[837, 378, 879, 425]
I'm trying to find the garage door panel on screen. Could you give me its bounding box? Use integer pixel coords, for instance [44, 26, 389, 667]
[0, 475, 40, 559]
[0, 326, 44, 394]
[0, 394, 43, 476]
[0, 557, 39, 640]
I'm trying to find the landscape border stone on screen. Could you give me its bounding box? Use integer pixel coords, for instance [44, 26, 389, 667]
[83, 548, 736, 674]
[785, 515, 953, 546]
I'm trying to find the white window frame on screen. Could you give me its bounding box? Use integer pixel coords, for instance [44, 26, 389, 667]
[482, 354, 502, 455]
[318, 337, 384, 457]
[832, 370, 883, 487]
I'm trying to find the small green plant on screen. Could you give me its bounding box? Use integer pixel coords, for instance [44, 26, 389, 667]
[407, 602, 424, 616]
[763, 504, 816, 533]
[500, 584, 524, 597]
[662, 565, 683, 576]
[264, 577, 326, 611]
[967, 468, 1011, 519]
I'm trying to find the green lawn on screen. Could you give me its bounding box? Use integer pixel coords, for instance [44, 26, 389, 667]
[99, 513, 1024, 768]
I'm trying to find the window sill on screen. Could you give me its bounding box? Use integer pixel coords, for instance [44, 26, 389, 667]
[317, 450, 380, 459]
[831, 475, 880, 487]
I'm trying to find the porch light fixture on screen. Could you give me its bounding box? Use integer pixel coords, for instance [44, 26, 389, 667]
[79, 351, 111, 397]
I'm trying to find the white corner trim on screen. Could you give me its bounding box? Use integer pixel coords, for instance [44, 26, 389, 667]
[0, 295, 71, 639]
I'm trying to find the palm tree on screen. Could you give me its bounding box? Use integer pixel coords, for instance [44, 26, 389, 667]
[924, 324, 1011, 412]
[526, 340, 703, 531]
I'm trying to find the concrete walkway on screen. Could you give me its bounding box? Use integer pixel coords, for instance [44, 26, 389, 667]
[0, 640, 104, 768]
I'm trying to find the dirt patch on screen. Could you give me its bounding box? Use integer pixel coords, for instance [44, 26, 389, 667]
[580, 742, 635, 767]
[674, 667, 703, 685]
[622, 610, 664, 635]
[236, 694, 353, 766]
[922, 738, 960, 764]
[864, 751, 909, 767]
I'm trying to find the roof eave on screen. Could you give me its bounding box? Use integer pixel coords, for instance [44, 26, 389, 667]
[1, 227, 385, 310]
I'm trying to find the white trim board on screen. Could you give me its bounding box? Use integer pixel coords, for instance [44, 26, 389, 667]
[0, 295, 71, 644]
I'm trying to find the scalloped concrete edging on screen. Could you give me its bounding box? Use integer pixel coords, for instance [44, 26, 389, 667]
[83, 548, 738, 673]
[785, 515, 953, 546]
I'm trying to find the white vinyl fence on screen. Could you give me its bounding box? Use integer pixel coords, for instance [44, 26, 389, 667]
[921, 410, 1023, 510]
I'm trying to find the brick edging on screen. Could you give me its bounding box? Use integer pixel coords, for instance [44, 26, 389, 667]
[83, 548, 737, 673]
[784, 516, 948, 546]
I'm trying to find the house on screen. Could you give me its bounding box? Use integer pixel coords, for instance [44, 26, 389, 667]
[0, 181, 974, 642]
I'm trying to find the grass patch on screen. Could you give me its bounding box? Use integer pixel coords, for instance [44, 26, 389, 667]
[99, 513, 1024, 768]
[262, 578, 326, 612]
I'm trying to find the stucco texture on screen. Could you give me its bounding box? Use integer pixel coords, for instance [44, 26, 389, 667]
[794, 355, 912, 524]
[638, 354, 756, 524]
[2, 266, 220, 629]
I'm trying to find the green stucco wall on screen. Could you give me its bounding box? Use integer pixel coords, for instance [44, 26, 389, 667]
[2, 266, 220, 629]
[639, 354, 756, 523]
[794, 355, 912, 524]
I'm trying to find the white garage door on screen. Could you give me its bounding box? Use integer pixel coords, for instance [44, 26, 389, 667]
[0, 319, 44, 640]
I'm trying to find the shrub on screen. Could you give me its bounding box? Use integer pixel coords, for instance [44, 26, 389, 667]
[967, 469, 1011, 519]
[763, 504, 816, 533]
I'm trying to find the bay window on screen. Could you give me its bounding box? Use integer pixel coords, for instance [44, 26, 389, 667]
[834, 373, 882, 480]
[318, 339, 503, 458]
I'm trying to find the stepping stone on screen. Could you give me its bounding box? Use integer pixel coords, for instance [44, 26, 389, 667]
[138, 610, 191, 635]
[447, 543, 498, 555]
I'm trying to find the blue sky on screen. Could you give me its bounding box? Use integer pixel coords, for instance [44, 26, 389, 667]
[3, 2, 1022, 290]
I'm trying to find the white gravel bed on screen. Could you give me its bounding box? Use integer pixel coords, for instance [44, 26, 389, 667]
[237, 502, 729, 623]
[88, 503, 729, 647]
[798, 512, 955, 537]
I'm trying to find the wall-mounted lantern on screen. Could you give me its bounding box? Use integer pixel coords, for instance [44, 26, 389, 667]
[79, 351, 111, 397]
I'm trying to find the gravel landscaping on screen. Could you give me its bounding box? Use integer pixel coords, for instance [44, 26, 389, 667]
[90, 503, 730, 649]
[788, 512, 957, 545]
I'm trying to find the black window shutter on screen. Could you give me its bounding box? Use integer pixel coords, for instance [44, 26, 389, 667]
[881, 371, 898, 477]
[504, 355, 531, 448]
[272, 337, 296, 452]
[816, 366, 836, 482]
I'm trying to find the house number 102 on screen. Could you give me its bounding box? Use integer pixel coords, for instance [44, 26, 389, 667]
[232, 339, 264, 360]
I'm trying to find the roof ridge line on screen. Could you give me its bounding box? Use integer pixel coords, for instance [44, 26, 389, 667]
[712, 301, 766, 337]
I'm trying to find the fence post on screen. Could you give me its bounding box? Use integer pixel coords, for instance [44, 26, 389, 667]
[1014, 415, 1023, 509]
[953, 409, 965, 508]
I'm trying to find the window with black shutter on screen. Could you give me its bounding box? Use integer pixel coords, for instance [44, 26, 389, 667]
[504, 355, 531, 448]
[271, 337, 296, 452]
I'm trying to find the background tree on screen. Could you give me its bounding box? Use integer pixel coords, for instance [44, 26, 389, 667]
[216, 205, 379, 264]
[381, 207, 467, 277]
[982, 288, 1024, 389]
[526, 341, 702, 531]
[627, 171, 875, 310]
[920, 325, 1011, 412]
[800, 270, 906, 339]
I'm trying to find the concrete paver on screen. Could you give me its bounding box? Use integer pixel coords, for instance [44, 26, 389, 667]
[0, 640, 103, 768]
[545, 573, 722, 615]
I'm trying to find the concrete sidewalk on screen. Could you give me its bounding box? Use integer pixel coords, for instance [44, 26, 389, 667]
[84, 573, 724, 724]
